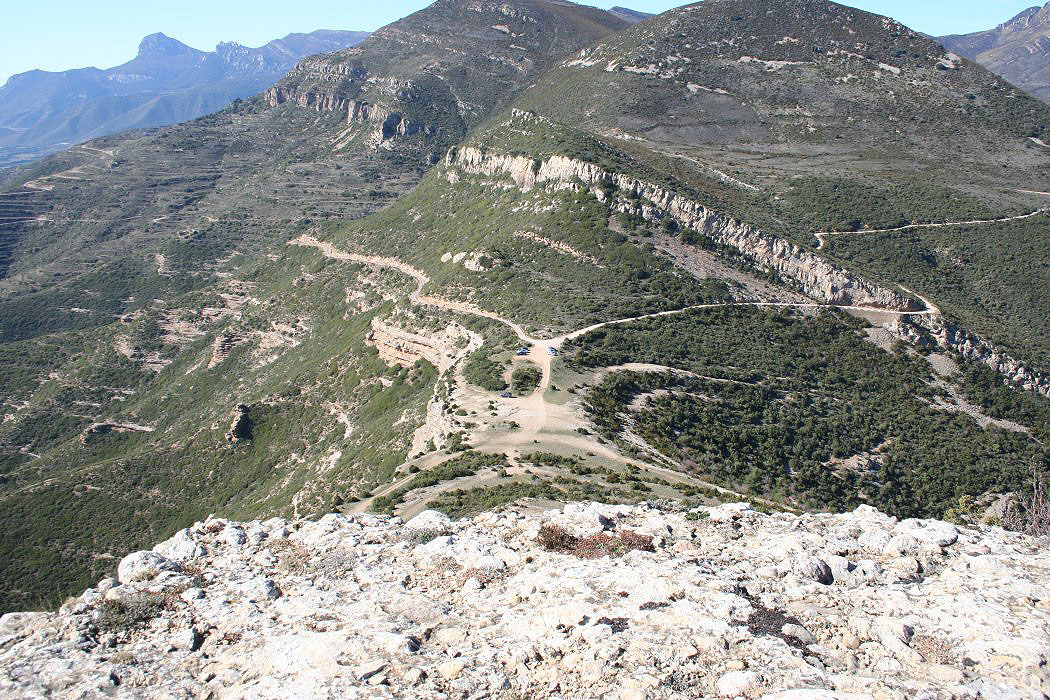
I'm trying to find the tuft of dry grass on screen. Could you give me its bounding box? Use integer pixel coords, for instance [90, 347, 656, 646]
[1002, 474, 1050, 538]
[270, 539, 312, 574]
[96, 593, 166, 633]
[536, 524, 654, 559]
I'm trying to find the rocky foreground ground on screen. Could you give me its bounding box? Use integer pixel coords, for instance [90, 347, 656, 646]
[1, 501, 1047, 699]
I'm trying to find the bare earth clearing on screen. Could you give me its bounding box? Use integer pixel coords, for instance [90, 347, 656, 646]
[290, 234, 951, 517]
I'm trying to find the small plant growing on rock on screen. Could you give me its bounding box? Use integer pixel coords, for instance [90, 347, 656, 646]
[537, 524, 580, 552]
[1002, 474, 1050, 537]
[944, 494, 981, 526]
[96, 593, 166, 633]
[401, 527, 449, 545]
[271, 539, 312, 574]
[536, 524, 654, 559]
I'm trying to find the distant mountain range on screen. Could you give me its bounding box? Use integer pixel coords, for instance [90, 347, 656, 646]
[0, 30, 370, 168]
[939, 3, 1050, 102]
[608, 6, 654, 23]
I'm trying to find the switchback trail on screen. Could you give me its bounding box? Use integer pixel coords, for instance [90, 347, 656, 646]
[292, 235, 938, 350]
[291, 234, 939, 397]
[291, 234, 937, 517]
[814, 207, 1048, 249]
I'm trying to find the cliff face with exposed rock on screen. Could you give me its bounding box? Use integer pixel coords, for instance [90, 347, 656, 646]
[898, 316, 1050, 398]
[262, 0, 627, 153]
[366, 319, 475, 372]
[447, 129, 1050, 397]
[447, 143, 921, 312]
[1, 501, 1046, 698]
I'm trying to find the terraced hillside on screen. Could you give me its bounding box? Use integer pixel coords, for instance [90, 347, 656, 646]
[0, 30, 371, 168]
[0, 0, 1048, 614]
[0, 0, 630, 612]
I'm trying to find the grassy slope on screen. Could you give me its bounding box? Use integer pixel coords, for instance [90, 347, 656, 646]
[333, 170, 733, 335]
[0, 245, 439, 612]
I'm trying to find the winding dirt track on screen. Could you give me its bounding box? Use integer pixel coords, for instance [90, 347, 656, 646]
[814, 207, 1049, 249]
[292, 234, 943, 516]
[292, 234, 939, 398]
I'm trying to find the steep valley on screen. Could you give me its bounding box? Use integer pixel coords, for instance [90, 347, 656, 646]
[0, 0, 1048, 619]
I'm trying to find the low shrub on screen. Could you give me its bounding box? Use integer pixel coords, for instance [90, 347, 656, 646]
[512, 365, 542, 394]
[401, 527, 449, 545]
[96, 593, 166, 632]
[536, 524, 654, 559]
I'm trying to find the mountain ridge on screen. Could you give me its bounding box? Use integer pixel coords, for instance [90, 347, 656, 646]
[939, 3, 1050, 102]
[608, 6, 655, 23]
[2, 501, 1047, 697]
[0, 29, 371, 167]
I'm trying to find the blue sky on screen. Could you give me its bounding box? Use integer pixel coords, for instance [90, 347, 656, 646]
[0, 1, 1041, 86]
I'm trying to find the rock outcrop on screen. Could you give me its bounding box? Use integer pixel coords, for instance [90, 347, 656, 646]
[225, 405, 253, 444]
[263, 57, 367, 116]
[80, 422, 155, 445]
[209, 332, 244, 369]
[897, 316, 1050, 398]
[447, 139, 921, 313]
[366, 319, 474, 373]
[266, 78, 427, 149]
[1, 502, 1046, 698]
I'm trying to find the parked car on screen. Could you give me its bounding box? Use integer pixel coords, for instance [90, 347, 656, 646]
[500, 392, 514, 398]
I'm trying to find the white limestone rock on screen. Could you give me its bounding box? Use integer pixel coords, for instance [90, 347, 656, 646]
[2, 503, 1047, 699]
[153, 528, 206, 561]
[893, 519, 959, 548]
[717, 669, 761, 696]
[116, 551, 181, 584]
[405, 509, 451, 532]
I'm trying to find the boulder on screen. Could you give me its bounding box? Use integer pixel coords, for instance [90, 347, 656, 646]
[717, 670, 760, 696]
[797, 556, 833, 585]
[893, 519, 959, 548]
[405, 510, 452, 532]
[117, 551, 182, 584]
[153, 529, 206, 561]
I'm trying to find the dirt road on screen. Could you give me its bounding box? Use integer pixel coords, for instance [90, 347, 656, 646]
[290, 235, 942, 518]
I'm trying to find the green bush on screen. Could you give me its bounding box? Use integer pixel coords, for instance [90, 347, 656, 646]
[512, 365, 542, 394]
[464, 351, 508, 391]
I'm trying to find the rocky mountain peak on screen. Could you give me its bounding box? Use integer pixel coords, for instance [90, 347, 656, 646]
[939, 1, 1050, 101]
[1006, 4, 1047, 30]
[136, 32, 196, 57]
[265, 0, 627, 159]
[214, 40, 246, 53]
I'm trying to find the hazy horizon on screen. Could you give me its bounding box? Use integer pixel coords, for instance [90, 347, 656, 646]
[0, 0, 1042, 86]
